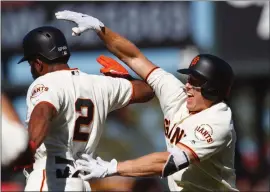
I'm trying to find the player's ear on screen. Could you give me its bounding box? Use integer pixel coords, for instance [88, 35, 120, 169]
[35, 58, 44, 72]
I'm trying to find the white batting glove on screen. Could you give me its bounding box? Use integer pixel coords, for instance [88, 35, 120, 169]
[55, 10, 104, 36]
[75, 154, 117, 180]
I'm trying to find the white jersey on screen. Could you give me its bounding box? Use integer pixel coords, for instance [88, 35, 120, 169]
[147, 68, 238, 192]
[25, 68, 132, 174]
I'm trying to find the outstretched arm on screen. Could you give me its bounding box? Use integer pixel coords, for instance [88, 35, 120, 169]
[117, 143, 197, 177]
[117, 152, 169, 177]
[75, 145, 197, 180]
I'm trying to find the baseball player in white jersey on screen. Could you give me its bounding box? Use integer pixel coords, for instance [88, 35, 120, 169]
[55, 10, 239, 191]
[15, 26, 154, 191]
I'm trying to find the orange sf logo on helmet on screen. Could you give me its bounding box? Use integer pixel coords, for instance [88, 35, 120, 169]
[190, 56, 200, 66]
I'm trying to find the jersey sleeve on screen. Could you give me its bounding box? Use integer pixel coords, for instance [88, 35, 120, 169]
[146, 68, 186, 116]
[100, 76, 133, 112]
[25, 77, 63, 124]
[178, 123, 232, 162]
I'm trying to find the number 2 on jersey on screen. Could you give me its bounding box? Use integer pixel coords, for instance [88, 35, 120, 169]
[73, 98, 94, 142]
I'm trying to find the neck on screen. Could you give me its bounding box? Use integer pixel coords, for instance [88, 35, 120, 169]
[188, 106, 210, 115]
[48, 63, 70, 73]
[188, 101, 218, 115]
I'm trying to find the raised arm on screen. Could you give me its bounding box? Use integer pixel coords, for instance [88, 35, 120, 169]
[55, 10, 186, 115]
[96, 27, 157, 79]
[55, 10, 157, 80]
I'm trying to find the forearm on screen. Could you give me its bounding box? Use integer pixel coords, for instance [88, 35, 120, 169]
[89, 176, 136, 191]
[97, 27, 157, 79]
[129, 79, 155, 103]
[117, 152, 169, 177]
[12, 108, 51, 169]
[97, 27, 140, 62]
[28, 117, 50, 148]
[75, 148, 190, 180]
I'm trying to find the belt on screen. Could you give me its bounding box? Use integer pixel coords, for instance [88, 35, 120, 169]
[55, 156, 80, 178]
[55, 156, 74, 165]
[23, 156, 80, 179]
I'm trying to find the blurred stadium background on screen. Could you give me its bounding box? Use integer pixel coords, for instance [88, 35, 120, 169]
[1, 1, 269, 191]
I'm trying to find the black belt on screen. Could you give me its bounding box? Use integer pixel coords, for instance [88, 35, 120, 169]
[55, 156, 80, 178]
[55, 156, 74, 165]
[23, 157, 80, 179]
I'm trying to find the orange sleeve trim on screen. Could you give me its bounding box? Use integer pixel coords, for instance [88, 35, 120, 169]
[40, 169, 46, 192]
[127, 81, 135, 105]
[178, 142, 200, 162]
[145, 67, 160, 82]
[35, 101, 58, 115]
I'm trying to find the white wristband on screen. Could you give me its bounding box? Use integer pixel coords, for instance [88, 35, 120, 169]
[107, 159, 118, 176]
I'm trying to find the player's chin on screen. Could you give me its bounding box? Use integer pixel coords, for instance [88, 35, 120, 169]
[186, 100, 195, 111]
[186, 103, 193, 111]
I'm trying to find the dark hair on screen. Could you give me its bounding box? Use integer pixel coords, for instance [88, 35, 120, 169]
[29, 54, 70, 65]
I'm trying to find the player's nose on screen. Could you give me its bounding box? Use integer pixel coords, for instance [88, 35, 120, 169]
[185, 82, 192, 90]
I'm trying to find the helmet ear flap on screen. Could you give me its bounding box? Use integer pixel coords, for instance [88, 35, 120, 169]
[201, 82, 219, 101]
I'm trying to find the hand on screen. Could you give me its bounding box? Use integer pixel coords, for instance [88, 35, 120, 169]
[13, 141, 37, 171]
[97, 55, 130, 78]
[55, 10, 104, 36]
[75, 154, 117, 180]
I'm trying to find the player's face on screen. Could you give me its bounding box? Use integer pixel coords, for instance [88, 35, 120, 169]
[185, 75, 212, 113]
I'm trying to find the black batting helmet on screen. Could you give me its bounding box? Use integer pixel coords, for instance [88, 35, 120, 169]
[18, 26, 70, 64]
[178, 54, 234, 101]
